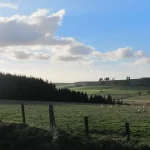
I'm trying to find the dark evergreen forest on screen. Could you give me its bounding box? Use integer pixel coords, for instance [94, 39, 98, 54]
[0, 73, 122, 104]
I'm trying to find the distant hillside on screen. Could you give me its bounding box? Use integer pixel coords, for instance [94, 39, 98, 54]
[74, 78, 150, 86]
[55, 83, 76, 88]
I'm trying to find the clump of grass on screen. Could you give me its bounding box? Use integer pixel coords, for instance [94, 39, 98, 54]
[0, 122, 150, 150]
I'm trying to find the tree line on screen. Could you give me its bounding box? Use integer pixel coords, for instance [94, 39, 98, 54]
[0, 72, 122, 104]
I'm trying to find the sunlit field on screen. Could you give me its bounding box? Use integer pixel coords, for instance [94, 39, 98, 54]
[1, 103, 150, 145]
[67, 85, 150, 101]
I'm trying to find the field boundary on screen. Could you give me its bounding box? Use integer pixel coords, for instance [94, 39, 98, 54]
[0, 103, 132, 141]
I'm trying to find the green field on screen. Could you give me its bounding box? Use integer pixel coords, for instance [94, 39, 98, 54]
[1, 104, 150, 145]
[67, 85, 150, 101]
[1, 85, 150, 145]
[55, 83, 76, 89]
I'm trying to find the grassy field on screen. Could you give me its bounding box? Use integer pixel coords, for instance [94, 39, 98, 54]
[67, 85, 150, 101]
[55, 83, 76, 89]
[0, 85, 150, 146]
[1, 104, 150, 145]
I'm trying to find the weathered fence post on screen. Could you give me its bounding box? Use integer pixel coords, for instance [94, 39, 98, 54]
[49, 105, 56, 134]
[125, 122, 130, 141]
[84, 116, 89, 137]
[21, 104, 26, 124]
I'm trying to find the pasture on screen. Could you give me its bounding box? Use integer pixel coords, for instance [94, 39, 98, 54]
[1, 85, 150, 146]
[1, 103, 150, 145]
[67, 85, 150, 101]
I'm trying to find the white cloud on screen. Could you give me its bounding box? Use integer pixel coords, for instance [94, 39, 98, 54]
[58, 55, 82, 61]
[0, 46, 52, 60]
[0, 2, 18, 9]
[68, 43, 95, 55]
[106, 47, 134, 59]
[33, 52, 51, 60]
[134, 57, 150, 65]
[0, 8, 149, 82]
[92, 47, 143, 60]
[135, 50, 144, 57]
[0, 59, 5, 64]
[14, 51, 32, 59]
[0, 8, 146, 64]
[0, 9, 66, 46]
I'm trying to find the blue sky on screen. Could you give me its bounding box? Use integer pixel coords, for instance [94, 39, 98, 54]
[2, 0, 150, 51]
[0, 0, 150, 82]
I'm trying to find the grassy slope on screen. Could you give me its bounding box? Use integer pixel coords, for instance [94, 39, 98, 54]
[69, 85, 150, 100]
[1, 122, 149, 150]
[1, 104, 150, 144]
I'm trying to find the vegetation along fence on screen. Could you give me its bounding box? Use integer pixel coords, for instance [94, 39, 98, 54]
[0, 104, 133, 142]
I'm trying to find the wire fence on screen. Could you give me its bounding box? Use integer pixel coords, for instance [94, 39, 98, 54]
[0, 103, 150, 142]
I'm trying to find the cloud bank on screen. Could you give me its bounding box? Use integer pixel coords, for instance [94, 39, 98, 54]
[0, 8, 148, 64]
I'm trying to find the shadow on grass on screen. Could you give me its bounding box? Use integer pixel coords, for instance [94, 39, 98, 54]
[0, 122, 149, 150]
[89, 129, 125, 136]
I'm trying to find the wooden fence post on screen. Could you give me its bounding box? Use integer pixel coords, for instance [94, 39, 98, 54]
[49, 105, 56, 134]
[125, 122, 130, 141]
[84, 116, 89, 137]
[21, 104, 26, 124]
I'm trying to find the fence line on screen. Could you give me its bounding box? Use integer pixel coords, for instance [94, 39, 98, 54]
[125, 122, 130, 141]
[49, 104, 56, 134]
[84, 116, 89, 137]
[21, 104, 26, 124]
[0, 104, 134, 141]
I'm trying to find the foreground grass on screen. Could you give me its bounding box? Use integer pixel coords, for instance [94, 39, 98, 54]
[1, 122, 149, 150]
[1, 104, 150, 145]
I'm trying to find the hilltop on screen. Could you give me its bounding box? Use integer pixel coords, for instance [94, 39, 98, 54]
[55, 77, 150, 88]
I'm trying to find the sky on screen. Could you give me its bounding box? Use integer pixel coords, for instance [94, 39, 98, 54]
[0, 0, 150, 82]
